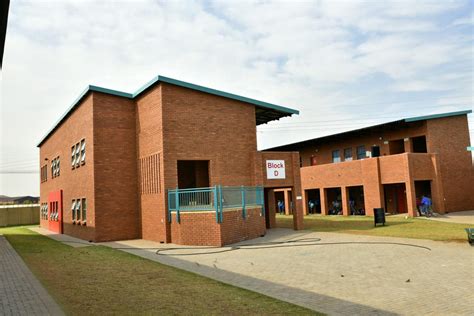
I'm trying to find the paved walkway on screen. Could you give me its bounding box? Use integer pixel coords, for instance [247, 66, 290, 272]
[425, 210, 474, 224]
[0, 236, 63, 316]
[100, 229, 474, 316]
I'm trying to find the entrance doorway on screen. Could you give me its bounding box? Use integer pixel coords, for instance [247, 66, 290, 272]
[415, 180, 432, 214]
[325, 187, 342, 215]
[383, 183, 407, 214]
[305, 189, 321, 214]
[347, 186, 365, 215]
[177, 160, 210, 189]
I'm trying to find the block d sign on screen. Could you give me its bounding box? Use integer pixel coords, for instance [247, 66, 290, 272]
[266, 160, 285, 179]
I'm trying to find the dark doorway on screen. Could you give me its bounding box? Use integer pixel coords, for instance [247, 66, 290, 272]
[412, 136, 427, 153]
[177, 160, 210, 189]
[415, 180, 432, 214]
[383, 183, 407, 214]
[371, 146, 381, 157]
[264, 188, 271, 228]
[347, 186, 365, 215]
[325, 187, 342, 215]
[305, 189, 321, 214]
[389, 139, 405, 155]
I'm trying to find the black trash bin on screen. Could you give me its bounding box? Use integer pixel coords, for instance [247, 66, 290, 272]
[374, 208, 385, 227]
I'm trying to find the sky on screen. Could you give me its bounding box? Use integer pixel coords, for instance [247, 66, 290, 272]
[0, 0, 472, 196]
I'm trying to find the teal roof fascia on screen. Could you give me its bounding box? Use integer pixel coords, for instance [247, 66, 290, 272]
[89, 85, 133, 99]
[132, 75, 299, 115]
[467, 146, 474, 151]
[37, 75, 299, 147]
[404, 110, 472, 123]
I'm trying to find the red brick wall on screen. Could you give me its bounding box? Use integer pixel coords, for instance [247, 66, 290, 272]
[92, 93, 140, 242]
[220, 208, 266, 245]
[170, 208, 265, 246]
[135, 85, 169, 243]
[426, 116, 474, 212]
[39, 94, 96, 241]
[298, 121, 426, 166]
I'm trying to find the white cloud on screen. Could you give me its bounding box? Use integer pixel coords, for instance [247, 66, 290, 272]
[1, 0, 473, 195]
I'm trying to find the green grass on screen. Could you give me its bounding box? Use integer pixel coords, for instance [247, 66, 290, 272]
[277, 215, 472, 242]
[0, 226, 320, 316]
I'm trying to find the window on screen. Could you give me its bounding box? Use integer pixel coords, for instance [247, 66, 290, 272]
[72, 200, 76, 221]
[332, 150, 341, 163]
[75, 200, 81, 221]
[80, 139, 86, 164]
[344, 148, 352, 161]
[357, 145, 366, 160]
[75, 143, 80, 167]
[71, 145, 76, 168]
[81, 199, 87, 221]
[51, 157, 60, 178]
[41, 203, 48, 220]
[40, 165, 48, 182]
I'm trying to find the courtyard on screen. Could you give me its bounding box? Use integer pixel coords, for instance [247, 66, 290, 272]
[102, 227, 474, 315]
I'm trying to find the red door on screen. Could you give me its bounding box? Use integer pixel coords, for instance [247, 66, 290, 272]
[396, 184, 407, 213]
[48, 190, 63, 233]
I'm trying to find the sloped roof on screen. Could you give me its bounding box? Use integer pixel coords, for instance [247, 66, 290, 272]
[37, 75, 299, 147]
[267, 110, 472, 151]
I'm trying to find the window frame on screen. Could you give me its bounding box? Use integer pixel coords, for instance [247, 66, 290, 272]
[332, 149, 341, 163]
[81, 198, 87, 222]
[344, 148, 353, 161]
[357, 145, 366, 160]
[80, 139, 86, 164]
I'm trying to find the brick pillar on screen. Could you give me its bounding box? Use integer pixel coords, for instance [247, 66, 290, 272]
[291, 152, 304, 230]
[361, 158, 383, 216]
[320, 188, 328, 215]
[406, 180, 417, 217]
[302, 190, 308, 215]
[431, 154, 446, 214]
[405, 154, 417, 217]
[404, 138, 412, 153]
[267, 188, 277, 228]
[283, 189, 291, 215]
[341, 186, 350, 216]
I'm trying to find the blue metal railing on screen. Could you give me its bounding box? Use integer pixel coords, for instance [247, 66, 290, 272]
[168, 185, 265, 223]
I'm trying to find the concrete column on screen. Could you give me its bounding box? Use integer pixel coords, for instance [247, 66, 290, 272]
[320, 188, 328, 215]
[341, 186, 350, 216]
[267, 188, 277, 228]
[284, 189, 291, 215]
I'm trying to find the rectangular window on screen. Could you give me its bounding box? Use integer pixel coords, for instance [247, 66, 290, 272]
[75, 143, 80, 167]
[75, 200, 81, 221]
[332, 150, 341, 163]
[80, 139, 86, 164]
[344, 148, 352, 161]
[51, 157, 60, 178]
[72, 200, 76, 221]
[81, 198, 86, 221]
[357, 145, 366, 160]
[40, 165, 48, 182]
[71, 145, 75, 168]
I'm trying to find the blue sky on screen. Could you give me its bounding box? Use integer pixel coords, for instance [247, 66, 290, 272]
[0, 0, 472, 196]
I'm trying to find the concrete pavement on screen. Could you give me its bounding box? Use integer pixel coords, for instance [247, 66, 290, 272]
[100, 229, 474, 316]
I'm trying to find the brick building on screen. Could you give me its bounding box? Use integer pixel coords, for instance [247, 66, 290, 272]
[269, 111, 474, 217]
[38, 75, 304, 245]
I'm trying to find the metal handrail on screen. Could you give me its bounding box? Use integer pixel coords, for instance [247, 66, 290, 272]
[168, 185, 264, 223]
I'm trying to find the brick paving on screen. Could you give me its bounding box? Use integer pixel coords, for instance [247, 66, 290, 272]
[101, 229, 474, 315]
[0, 236, 63, 316]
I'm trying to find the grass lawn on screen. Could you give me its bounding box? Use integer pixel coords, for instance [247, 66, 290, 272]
[277, 214, 472, 242]
[0, 226, 319, 316]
